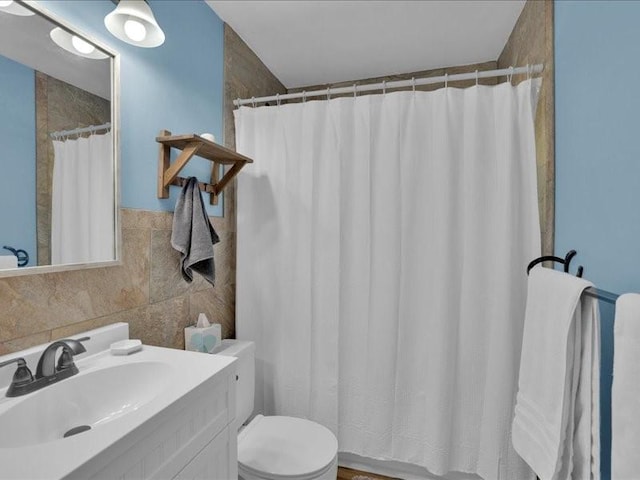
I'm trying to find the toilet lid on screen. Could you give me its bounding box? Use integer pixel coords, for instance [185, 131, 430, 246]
[238, 415, 338, 478]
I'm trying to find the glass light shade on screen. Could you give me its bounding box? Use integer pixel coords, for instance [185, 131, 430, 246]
[50, 27, 108, 60]
[104, 0, 165, 48]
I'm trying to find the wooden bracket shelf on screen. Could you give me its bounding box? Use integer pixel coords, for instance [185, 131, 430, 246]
[156, 129, 253, 205]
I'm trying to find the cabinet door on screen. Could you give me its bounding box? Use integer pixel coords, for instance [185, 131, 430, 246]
[173, 426, 236, 480]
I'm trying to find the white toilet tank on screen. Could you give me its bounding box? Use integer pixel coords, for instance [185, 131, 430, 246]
[212, 340, 255, 430]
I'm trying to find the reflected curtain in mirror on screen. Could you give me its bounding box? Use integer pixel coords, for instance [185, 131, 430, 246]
[51, 130, 114, 264]
[36, 72, 111, 266]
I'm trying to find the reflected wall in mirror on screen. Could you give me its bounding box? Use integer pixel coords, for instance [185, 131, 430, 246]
[0, 1, 118, 274]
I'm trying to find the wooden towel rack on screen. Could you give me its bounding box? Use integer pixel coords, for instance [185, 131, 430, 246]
[156, 129, 253, 205]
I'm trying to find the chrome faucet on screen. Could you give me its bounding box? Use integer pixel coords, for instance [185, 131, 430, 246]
[0, 336, 89, 397]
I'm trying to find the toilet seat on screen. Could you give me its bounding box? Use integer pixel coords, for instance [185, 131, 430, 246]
[238, 415, 338, 480]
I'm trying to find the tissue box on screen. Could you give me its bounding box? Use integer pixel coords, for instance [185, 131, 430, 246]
[184, 323, 221, 353]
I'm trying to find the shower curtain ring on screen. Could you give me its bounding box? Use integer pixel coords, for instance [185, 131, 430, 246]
[527, 64, 531, 80]
[276, 93, 281, 106]
[412, 77, 416, 93]
[382, 80, 386, 95]
[444, 73, 448, 88]
[235, 97, 241, 108]
[353, 84, 357, 98]
[302, 91, 307, 103]
[508, 66, 514, 83]
[251, 97, 256, 108]
[475, 70, 479, 86]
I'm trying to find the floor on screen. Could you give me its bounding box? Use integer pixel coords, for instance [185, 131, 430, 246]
[337, 466, 400, 480]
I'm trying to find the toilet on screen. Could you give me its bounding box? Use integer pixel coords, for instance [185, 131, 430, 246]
[213, 340, 338, 480]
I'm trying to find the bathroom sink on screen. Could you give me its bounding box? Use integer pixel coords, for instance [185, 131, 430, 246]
[0, 334, 236, 480]
[0, 361, 171, 448]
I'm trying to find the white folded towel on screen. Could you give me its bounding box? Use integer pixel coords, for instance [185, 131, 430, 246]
[612, 293, 640, 479]
[512, 266, 600, 480]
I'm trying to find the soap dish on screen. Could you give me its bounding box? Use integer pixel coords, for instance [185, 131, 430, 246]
[110, 339, 142, 355]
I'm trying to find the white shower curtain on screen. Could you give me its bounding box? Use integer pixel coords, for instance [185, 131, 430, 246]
[235, 79, 541, 480]
[51, 132, 114, 264]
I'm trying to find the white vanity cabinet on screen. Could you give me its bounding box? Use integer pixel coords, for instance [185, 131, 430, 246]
[173, 426, 235, 480]
[66, 362, 237, 480]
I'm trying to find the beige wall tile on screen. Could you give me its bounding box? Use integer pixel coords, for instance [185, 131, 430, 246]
[0, 203, 235, 352]
[121, 209, 174, 231]
[224, 25, 287, 152]
[149, 230, 211, 304]
[189, 287, 235, 340]
[287, 61, 499, 101]
[0, 225, 149, 343]
[498, 0, 555, 256]
[125, 297, 190, 349]
[0, 331, 52, 356]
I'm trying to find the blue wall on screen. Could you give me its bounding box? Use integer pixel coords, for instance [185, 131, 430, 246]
[0, 56, 36, 266]
[555, 2, 640, 478]
[37, 0, 225, 216]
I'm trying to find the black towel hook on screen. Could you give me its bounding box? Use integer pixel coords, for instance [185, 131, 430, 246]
[563, 250, 584, 277]
[526, 249, 584, 278]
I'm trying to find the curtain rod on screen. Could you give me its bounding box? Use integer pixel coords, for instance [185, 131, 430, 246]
[234, 64, 544, 107]
[50, 123, 111, 139]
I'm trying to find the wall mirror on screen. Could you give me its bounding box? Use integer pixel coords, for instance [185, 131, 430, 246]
[0, 1, 119, 276]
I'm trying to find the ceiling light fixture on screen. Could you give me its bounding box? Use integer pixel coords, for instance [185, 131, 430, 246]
[0, 0, 35, 16]
[104, 0, 165, 48]
[50, 27, 109, 60]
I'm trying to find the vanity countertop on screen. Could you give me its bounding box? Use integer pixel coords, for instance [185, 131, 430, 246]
[0, 344, 235, 480]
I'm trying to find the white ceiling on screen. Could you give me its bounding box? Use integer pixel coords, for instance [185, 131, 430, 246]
[207, 0, 526, 89]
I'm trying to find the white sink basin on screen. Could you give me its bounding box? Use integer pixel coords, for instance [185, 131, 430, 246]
[0, 336, 236, 480]
[0, 361, 172, 448]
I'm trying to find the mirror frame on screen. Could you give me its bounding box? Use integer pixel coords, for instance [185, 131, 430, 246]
[0, 1, 121, 278]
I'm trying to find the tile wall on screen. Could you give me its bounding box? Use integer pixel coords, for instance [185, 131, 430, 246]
[498, 0, 555, 256]
[0, 208, 234, 354]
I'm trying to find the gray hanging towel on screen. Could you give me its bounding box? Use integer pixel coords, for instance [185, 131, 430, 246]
[171, 177, 220, 286]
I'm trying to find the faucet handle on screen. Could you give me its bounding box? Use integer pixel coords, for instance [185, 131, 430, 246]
[56, 337, 90, 371]
[57, 349, 75, 371]
[0, 357, 34, 389]
[56, 343, 86, 370]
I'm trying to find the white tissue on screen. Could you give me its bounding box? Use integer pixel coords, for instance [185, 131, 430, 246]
[0, 256, 17, 269]
[196, 312, 211, 328]
[200, 133, 215, 142]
